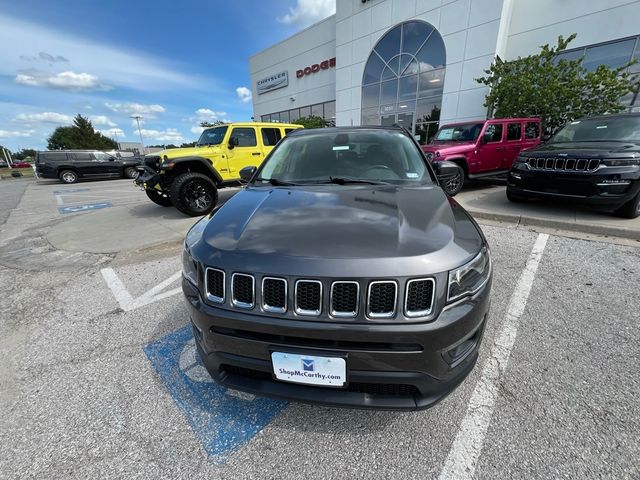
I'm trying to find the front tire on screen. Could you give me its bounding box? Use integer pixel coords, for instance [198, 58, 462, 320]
[124, 166, 138, 179]
[145, 189, 173, 207]
[169, 172, 218, 216]
[59, 170, 79, 184]
[442, 165, 464, 196]
[614, 191, 640, 219]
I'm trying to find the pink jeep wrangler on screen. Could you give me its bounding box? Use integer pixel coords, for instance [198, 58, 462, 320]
[422, 118, 541, 195]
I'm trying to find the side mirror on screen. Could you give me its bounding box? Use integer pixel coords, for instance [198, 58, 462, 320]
[480, 135, 488, 144]
[108, 156, 116, 161]
[433, 160, 460, 180]
[228, 137, 239, 149]
[239, 166, 257, 182]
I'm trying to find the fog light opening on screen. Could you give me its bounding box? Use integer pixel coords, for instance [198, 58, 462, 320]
[443, 330, 480, 365]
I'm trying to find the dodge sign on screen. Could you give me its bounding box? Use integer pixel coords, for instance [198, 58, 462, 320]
[256, 71, 289, 95]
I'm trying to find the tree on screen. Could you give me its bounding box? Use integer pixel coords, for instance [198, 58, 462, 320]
[200, 120, 225, 127]
[292, 115, 327, 129]
[47, 114, 117, 150]
[476, 34, 639, 134]
[180, 142, 197, 148]
[13, 148, 37, 160]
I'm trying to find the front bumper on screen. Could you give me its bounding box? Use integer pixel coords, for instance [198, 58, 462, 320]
[507, 163, 640, 207]
[182, 277, 491, 410]
[134, 165, 161, 189]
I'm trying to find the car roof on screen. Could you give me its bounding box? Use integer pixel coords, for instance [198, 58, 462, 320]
[574, 112, 640, 121]
[38, 150, 104, 153]
[439, 118, 540, 127]
[286, 126, 406, 137]
[203, 122, 303, 129]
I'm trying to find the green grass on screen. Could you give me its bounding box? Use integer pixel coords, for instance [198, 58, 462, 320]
[0, 167, 35, 179]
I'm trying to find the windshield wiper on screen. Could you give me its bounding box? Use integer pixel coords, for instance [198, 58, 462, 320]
[326, 177, 392, 185]
[253, 177, 300, 186]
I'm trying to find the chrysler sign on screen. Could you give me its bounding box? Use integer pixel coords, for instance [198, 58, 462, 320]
[256, 70, 289, 95]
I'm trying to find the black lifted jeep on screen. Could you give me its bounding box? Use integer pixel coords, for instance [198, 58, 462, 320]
[135, 122, 302, 216]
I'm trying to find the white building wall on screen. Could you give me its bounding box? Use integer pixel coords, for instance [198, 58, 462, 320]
[505, 0, 640, 59]
[249, 16, 337, 120]
[335, 0, 505, 127]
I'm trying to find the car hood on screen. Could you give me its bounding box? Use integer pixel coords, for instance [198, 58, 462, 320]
[523, 141, 640, 158]
[194, 185, 483, 275]
[157, 146, 222, 158]
[422, 141, 475, 155]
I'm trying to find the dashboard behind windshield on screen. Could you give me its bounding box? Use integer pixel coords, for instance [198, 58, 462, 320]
[433, 123, 484, 142]
[197, 126, 228, 146]
[551, 117, 640, 143]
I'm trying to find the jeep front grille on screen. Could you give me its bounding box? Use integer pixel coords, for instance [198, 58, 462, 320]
[231, 273, 254, 308]
[367, 281, 397, 318]
[330, 281, 359, 317]
[405, 279, 435, 317]
[295, 280, 322, 316]
[527, 157, 600, 171]
[206, 268, 225, 303]
[262, 277, 287, 313]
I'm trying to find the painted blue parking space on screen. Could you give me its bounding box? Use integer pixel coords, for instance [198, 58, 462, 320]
[52, 188, 90, 194]
[144, 325, 287, 463]
[58, 202, 112, 214]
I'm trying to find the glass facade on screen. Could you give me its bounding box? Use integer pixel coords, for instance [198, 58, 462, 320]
[555, 35, 640, 111]
[261, 100, 336, 126]
[361, 20, 445, 143]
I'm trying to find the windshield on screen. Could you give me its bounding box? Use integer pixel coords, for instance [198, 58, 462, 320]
[197, 126, 228, 146]
[433, 123, 484, 142]
[256, 130, 432, 185]
[551, 116, 640, 143]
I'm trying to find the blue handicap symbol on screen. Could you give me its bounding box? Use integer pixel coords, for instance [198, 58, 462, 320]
[58, 202, 112, 214]
[53, 188, 90, 194]
[144, 325, 287, 463]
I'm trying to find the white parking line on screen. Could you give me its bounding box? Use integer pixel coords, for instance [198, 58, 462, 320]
[439, 233, 549, 480]
[101, 268, 182, 311]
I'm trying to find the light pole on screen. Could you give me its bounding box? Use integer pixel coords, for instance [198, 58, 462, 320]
[130, 115, 145, 155]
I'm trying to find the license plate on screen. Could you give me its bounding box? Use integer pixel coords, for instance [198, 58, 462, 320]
[271, 352, 346, 387]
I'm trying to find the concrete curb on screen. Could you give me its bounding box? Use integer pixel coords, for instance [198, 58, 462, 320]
[467, 208, 640, 241]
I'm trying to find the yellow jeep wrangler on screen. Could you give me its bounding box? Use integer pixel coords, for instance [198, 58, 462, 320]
[135, 122, 303, 216]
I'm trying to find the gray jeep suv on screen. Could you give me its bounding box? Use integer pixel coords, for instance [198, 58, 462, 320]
[181, 127, 492, 410]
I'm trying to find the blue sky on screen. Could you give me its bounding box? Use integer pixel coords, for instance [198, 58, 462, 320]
[0, 0, 335, 151]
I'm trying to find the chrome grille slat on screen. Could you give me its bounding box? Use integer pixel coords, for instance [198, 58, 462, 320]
[295, 280, 322, 316]
[330, 281, 359, 318]
[405, 278, 435, 317]
[205, 268, 225, 303]
[367, 281, 397, 318]
[231, 273, 255, 309]
[262, 277, 287, 313]
[527, 157, 599, 172]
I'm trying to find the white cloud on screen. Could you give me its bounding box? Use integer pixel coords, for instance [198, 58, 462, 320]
[236, 86, 252, 104]
[0, 129, 34, 138]
[14, 112, 74, 124]
[90, 115, 116, 127]
[195, 108, 227, 121]
[131, 118, 145, 128]
[1, 14, 206, 92]
[99, 127, 125, 138]
[191, 125, 206, 135]
[277, 0, 335, 28]
[106, 102, 166, 117]
[140, 128, 184, 143]
[15, 70, 110, 91]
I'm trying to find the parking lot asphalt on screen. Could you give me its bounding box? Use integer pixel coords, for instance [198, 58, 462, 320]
[1, 177, 638, 479]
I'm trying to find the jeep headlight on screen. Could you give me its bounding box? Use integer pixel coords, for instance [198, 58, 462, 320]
[182, 217, 210, 287]
[182, 248, 198, 287]
[447, 247, 491, 303]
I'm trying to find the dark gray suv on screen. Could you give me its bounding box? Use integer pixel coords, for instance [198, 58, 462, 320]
[35, 150, 140, 184]
[182, 127, 492, 410]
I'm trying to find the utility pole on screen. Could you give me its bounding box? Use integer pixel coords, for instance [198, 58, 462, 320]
[113, 129, 120, 149]
[130, 115, 145, 155]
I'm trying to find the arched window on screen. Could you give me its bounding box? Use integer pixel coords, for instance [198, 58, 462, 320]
[361, 21, 445, 143]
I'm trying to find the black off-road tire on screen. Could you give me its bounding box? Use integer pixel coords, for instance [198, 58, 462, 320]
[59, 170, 79, 184]
[614, 191, 640, 219]
[169, 172, 218, 216]
[145, 189, 173, 207]
[506, 189, 528, 203]
[442, 164, 464, 196]
[124, 166, 139, 179]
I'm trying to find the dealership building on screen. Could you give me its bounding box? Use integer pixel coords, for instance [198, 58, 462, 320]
[249, 0, 640, 141]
